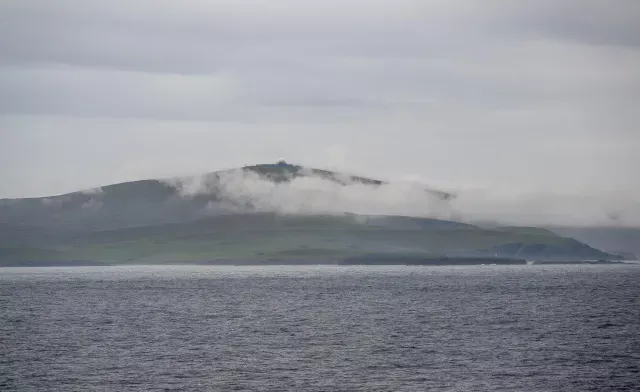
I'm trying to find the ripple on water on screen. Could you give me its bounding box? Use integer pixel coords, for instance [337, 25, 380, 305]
[1, 265, 639, 391]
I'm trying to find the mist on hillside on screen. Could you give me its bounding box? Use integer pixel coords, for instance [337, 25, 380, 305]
[159, 168, 640, 228]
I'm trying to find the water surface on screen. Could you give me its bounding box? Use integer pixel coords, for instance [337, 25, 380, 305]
[1, 265, 638, 391]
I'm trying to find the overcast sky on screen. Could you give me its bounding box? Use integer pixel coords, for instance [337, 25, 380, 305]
[1, 0, 639, 201]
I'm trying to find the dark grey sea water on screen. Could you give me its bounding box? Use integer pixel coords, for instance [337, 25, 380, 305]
[1, 265, 639, 391]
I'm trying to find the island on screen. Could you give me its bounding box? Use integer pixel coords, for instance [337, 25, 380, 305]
[0, 162, 624, 267]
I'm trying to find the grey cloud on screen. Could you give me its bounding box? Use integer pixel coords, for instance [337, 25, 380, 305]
[0, 64, 244, 120]
[494, 1, 640, 48]
[1, 0, 638, 118]
[0, 1, 432, 73]
[1, 40, 637, 121]
[2, 1, 637, 74]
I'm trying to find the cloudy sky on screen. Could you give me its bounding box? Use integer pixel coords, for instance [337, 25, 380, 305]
[1, 0, 638, 202]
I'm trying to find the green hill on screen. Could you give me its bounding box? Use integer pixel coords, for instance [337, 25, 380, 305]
[0, 162, 622, 265]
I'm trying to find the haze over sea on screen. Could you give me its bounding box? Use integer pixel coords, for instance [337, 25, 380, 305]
[2, 264, 638, 391]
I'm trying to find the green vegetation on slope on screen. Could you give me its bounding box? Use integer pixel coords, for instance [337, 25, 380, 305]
[0, 214, 617, 265]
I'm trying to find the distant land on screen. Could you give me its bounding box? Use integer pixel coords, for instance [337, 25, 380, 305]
[547, 226, 639, 261]
[0, 161, 633, 266]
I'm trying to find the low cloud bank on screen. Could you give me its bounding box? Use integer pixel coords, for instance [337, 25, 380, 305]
[451, 189, 640, 227]
[163, 169, 453, 219]
[161, 169, 640, 227]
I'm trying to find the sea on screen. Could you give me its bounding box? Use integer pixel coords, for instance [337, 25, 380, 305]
[1, 264, 638, 391]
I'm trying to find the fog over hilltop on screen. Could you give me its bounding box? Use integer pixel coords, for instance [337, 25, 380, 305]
[164, 166, 640, 227]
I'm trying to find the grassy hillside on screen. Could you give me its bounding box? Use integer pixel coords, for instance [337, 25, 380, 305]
[0, 214, 617, 265]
